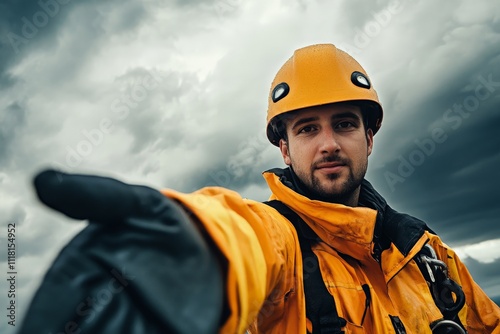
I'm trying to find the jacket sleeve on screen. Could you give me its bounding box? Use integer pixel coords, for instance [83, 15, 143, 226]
[162, 186, 304, 334]
[20, 175, 226, 334]
[428, 234, 500, 333]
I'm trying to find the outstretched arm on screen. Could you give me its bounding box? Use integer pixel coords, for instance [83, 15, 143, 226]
[19, 169, 225, 334]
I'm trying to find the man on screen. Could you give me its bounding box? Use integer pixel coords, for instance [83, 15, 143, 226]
[20, 44, 500, 333]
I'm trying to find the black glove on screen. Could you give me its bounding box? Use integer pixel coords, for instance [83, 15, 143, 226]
[18, 169, 224, 334]
[33, 169, 168, 223]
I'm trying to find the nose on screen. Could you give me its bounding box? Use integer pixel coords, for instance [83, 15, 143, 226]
[318, 127, 341, 154]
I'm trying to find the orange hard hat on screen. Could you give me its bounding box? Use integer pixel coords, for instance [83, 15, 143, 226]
[266, 44, 383, 146]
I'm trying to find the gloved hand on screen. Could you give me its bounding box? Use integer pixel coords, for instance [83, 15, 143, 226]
[33, 169, 166, 223]
[18, 169, 224, 334]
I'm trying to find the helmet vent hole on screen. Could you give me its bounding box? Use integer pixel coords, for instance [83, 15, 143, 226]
[272, 82, 290, 103]
[351, 71, 371, 89]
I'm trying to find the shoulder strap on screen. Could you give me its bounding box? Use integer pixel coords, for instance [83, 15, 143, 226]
[264, 200, 346, 334]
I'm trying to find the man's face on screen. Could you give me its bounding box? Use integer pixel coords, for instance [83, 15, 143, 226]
[279, 104, 373, 206]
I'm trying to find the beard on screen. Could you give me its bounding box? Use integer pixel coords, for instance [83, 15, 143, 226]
[310, 168, 363, 204]
[292, 154, 368, 205]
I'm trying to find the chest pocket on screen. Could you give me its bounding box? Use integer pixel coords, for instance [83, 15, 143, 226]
[314, 248, 372, 332]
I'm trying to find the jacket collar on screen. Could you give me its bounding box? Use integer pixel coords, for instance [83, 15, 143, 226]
[263, 168, 430, 262]
[263, 168, 378, 262]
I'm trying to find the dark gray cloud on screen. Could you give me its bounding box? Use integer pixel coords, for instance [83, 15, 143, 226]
[0, 202, 26, 249]
[0, 0, 77, 81]
[0, 102, 26, 166]
[461, 257, 500, 300]
[110, 68, 199, 153]
[337, 0, 401, 26]
[369, 51, 500, 246]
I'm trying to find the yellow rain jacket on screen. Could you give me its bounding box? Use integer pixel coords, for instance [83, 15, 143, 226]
[162, 168, 500, 333]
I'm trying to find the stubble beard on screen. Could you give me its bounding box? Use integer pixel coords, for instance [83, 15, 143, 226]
[296, 157, 368, 205]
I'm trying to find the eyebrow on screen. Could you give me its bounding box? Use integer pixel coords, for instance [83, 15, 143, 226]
[333, 111, 361, 123]
[290, 111, 361, 131]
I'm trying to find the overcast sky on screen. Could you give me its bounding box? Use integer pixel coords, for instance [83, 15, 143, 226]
[1, 0, 499, 332]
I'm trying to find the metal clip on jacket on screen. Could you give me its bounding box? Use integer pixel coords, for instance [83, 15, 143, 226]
[417, 245, 467, 334]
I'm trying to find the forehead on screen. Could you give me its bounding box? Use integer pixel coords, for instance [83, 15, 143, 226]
[285, 103, 362, 124]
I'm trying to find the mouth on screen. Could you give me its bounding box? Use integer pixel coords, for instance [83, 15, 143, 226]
[315, 162, 346, 174]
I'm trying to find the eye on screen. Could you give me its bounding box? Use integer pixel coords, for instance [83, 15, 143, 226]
[298, 125, 317, 134]
[336, 121, 355, 129]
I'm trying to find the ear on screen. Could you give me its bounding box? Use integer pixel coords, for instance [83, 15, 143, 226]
[279, 139, 292, 165]
[366, 128, 374, 156]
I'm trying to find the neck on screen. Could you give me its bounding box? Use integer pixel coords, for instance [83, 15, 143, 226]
[342, 188, 360, 207]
